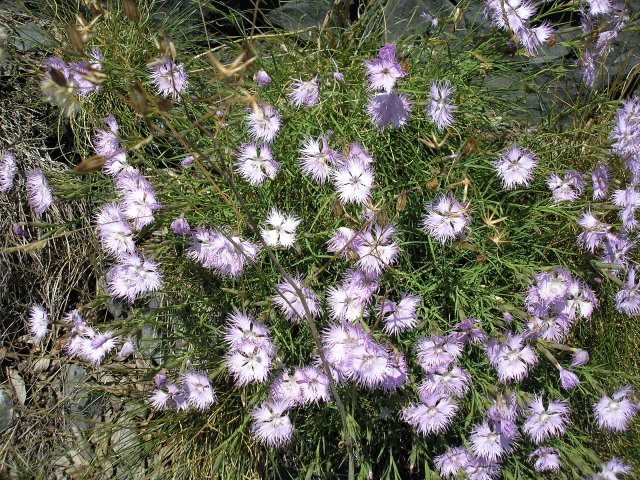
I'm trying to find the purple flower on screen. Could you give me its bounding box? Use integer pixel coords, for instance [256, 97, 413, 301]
[346, 342, 390, 387]
[519, 22, 555, 55]
[615, 267, 640, 316]
[554, 278, 597, 320]
[469, 420, 515, 462]
[528, 447, 561, 472]
[601, 234, 635, 270]
[69, 48, 103, 96]
[94, 203, 136, 258]
[225, 340, 272, 386]
[12, 224, 27, 237]
[253, 69, 271, 86]
[485, 0, 535, 32]
[454, 318, 486, 343]
[592, 162, 610, 200]
[525, 315, 568, 342]
[181, 370, 216, 410]
[186, 227, 259, 277]
[181, 155, 194, 167]
[148, 57, 188, 99]
[487, 392, 519, 423]
[247, 103, 281, 143]
[40, 56, 78, 115]
[223, 311, 274, 353]
[261, 209, 300, 248]
[68, 328, 119, 365]
[559, 367, 580, 390]
[0, 150, 17, 193]
[586, 0, 613, 15]
[571, 349, 590, 367]
[577, 210, 611, 252]
[115, 169, 161, 230]
[270, 369, 305, 407]
[235, 143, 280, 185]
[26, 169, 53, 214]
[525, 267, 572, 312]
[299, 366, 330, 404]
[594, 385, 639, 431]
[28, 305, 49, 343]
[171, 217, 191, 235]
[419, 363, 470, 397]
[272, 275, 320, 322]
[611, 98, 640, 157]
[591, 458, 632, 479]
[289, 77, 320, 108]
[366, 91, 412, 129]
[322, 322, 365, 369]
[416, 334, 464, 371]
[327, 227, 363, 258]
[427, 80, 457, 131]
[612, 187, 640, 231]
[402, 393, 459, 435]
[547, 170, 585, 202]
[332, 157, 374, 205]
[421, 192, 469, 243]
[355, 223, 399, 275]
[579, 50, 597, 87]
[251, 400, 293, 447]
[522, 396, 569, 444]
[347, 143, 374, 165]
[364, 44, 405, 92]
[434, 447, 469, 478]
[116, 337, 136, 360]
[327, 281, 370, 322]
[381, 294, 421, 334]
[492, 145, 537, 189]
[485, 333, 537, 383]
[298, 135, 339, 184]
[106, 253, 164, 302]
[333, 71, 344, 82]
[463, 454, 502, 480]
[93, 115, 130, 176]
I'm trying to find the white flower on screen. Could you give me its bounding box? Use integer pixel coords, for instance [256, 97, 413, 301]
[261, 209, 300, 248]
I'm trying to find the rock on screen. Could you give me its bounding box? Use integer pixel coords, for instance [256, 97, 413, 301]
[382, 0, 456, 40]
[268, 0, 334, 35]
[0, 388, 14, 432]
[62, 364, 103, 430]
[13, 22, 53, 52]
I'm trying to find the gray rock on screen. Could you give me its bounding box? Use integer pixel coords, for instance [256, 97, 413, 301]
[268, 0, 334, 35]
[13, 22, 53, 52]
[0, 388, 14, 432]
[62, 364, 103, 430]
[382, 0, 455, 39]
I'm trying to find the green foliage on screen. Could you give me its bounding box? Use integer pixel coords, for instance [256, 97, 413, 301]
[5, 0, 640, 478]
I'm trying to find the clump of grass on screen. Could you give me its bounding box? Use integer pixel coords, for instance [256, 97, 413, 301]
[3, 0, 640, 478]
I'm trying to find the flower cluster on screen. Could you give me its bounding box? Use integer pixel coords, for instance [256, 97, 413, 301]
[364, 45, 412, 129]
[484, 0, 554, 54]
[93, 115, 131, 176]
[223, 312, 274, 386]
[186, 227, 260, 277]
[62, 310, 124, 365]
[149, 370, 216, 411]
[40, 51, 103, 113]
[322, 322, 407, 390]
